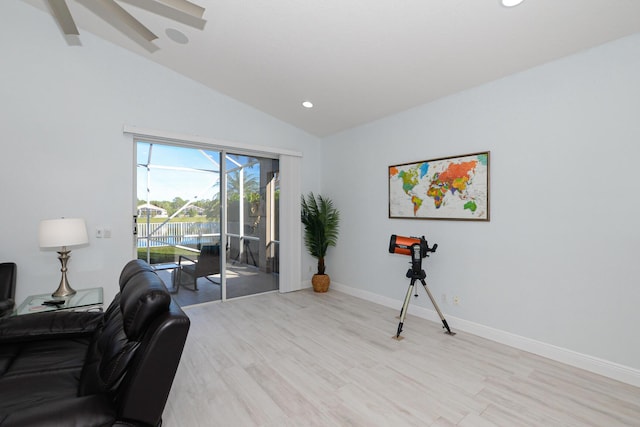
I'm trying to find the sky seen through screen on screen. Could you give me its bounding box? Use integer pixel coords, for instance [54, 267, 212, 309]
[136, 142, 258, 203]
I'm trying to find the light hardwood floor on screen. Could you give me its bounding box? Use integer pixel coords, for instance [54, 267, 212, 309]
[164, 289, 640, 426]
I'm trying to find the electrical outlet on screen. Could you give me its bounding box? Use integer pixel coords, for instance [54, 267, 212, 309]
[441, 293, 447, 304]
[453, 296, 460, 305]
[96, 228, 103, 238]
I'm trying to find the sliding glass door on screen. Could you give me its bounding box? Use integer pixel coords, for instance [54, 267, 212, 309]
[135, 140, 279, 305]
[225, 154, 279, 299]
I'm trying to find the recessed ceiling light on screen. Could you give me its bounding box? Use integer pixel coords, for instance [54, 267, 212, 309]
[501, 0, 525, 7]
[302, 101, 314, 109]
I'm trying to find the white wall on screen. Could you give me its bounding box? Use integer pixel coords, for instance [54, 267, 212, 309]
[321, 34, 640, 378]
[0, 2, 321, 305]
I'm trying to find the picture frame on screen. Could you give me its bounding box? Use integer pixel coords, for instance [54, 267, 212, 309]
[388, 151, 490, 221]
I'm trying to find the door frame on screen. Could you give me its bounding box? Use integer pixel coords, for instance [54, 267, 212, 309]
[126, 125, 303, 298]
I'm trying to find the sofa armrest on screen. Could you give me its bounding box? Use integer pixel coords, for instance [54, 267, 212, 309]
[0, 394, 124, 427]
[0, 311, 103, 344]
[0, 299, 14, 317]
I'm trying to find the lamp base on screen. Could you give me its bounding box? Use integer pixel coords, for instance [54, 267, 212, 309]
[52, 282, 76, 298]
[52, 249, 77, 298]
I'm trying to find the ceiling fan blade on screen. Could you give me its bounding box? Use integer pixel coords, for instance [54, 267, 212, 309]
[156, 0, 205, 19]
[118, 0, 207, 29]
[76, 0, 158, 43]
[47, 0, 79, 35]
[121, 0, 205, 19]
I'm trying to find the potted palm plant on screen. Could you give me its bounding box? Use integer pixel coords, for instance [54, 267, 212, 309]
[301, 192, 340, 292]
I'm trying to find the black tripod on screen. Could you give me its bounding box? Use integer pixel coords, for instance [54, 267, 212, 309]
[233, 238, 257, 266]
[394, 242, 455, 340]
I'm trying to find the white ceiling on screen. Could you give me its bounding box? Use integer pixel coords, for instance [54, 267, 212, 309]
[22, 0, 640, 136]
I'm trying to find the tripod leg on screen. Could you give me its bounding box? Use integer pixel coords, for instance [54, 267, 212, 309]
[394, 279, 415, 340]
[420, 279, 456, 336]
[247, 241, 257, 266]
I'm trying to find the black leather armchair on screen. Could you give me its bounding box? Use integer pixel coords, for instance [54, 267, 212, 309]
[0, 263, 16, 317]
[0, 260, 190, 426]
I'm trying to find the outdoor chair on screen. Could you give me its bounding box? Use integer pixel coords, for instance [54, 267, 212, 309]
[175, 245, 221, 291]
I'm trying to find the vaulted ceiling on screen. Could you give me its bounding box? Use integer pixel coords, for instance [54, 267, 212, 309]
[22, 0, 640, 136]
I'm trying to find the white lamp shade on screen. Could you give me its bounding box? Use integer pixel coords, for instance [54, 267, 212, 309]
[39, 218, 89, 248]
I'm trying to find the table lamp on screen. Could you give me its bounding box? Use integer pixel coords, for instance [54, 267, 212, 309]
[39, 218, 89, 298]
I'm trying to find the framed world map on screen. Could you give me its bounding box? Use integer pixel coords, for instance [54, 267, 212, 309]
[389, 151, 490, 221]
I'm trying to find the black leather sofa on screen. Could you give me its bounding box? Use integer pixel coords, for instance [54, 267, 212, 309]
[0, 260, 190, 426]
[0, 263, 16, 317]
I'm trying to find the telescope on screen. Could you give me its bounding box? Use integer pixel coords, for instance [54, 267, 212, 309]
[389, 235, 437, 275]
[389, 234, 436, 258]
[389, 234, 454, 339]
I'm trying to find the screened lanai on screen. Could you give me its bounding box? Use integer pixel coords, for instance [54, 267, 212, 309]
[135, 141, 279, 306]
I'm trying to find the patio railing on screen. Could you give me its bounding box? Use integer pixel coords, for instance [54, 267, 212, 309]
[136, 221, 220, 247]
[136, 221, 278, 273]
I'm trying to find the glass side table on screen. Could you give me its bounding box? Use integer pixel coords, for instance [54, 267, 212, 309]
[14, 287, 104, 316]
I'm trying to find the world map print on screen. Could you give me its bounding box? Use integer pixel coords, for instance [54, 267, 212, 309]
[389, 152, 489, 220]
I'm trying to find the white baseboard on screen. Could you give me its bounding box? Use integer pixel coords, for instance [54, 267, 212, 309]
[330, 281, 640, 388]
